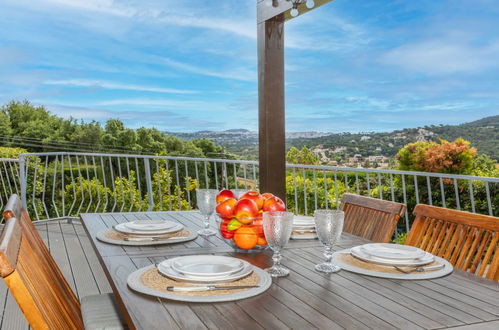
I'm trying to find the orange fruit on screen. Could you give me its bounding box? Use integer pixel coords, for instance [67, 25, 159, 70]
[257, 237, 267, 246]
[233, 226, 258, 250]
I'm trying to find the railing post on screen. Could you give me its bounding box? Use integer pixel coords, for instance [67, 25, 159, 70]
[19, 155, 28, 210]
[144, 158, 154, 211]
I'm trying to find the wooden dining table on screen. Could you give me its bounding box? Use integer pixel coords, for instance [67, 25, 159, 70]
[81, 211, 499, 330]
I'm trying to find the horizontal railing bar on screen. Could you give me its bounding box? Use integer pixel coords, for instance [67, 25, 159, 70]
[286, 163, 499, 182]
[17, 152, 499, 183]
[19, 152, 259, 166]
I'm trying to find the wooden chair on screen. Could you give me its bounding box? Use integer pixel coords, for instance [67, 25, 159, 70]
[0, 194, 126, 329]
[340, 193, 406, 243]
[406, 204, 499, 281]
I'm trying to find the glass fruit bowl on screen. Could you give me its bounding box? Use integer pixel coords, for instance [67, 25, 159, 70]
[215, 189, 286, 252]
[218, 214, 267, 253]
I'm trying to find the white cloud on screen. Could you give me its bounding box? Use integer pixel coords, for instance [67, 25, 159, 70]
[44, 79, 198, 94]
[95, 98, 227, 111]
[159, 57, 256, 82]
[382, 40, 499, 74]
[40, 0, 256, 39]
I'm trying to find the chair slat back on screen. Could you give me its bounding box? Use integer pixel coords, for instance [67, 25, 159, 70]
[1, 195, 83, 329]
[406, 204, 499, 281]
[340, 194, 406, 243]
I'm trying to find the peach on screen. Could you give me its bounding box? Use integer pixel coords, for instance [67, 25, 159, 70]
[234, 199, 259, 224]
[263, 196, 286, 212]
[215, 198, 237, 218]
[240, 191, 265, 210]
[216, 189, 235, 204]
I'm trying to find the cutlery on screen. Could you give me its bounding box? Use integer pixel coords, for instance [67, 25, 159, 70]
[124, 236, 188, 242]
[293, 230, 316, 233]
[166, 285, 259, 292]
[394, 264, 445, 274]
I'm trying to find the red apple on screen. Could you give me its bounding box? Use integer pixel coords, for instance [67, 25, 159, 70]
[220, 219, 234, 239]
[234, 199, 259, 224]
[216, 189, 235, 204]
[263, 196, 286, 212]
[215, 198, 237, 218]
[240, 191, 265, 210]
[261, 192, 274, 201]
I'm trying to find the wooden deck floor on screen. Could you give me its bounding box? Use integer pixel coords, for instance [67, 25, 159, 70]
[0, 220, 112, 330]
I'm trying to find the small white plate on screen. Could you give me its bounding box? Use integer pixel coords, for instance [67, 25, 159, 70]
[125, 220, 178, 231]
[157, 258, 253, 283]
[291, 234, 318, 240]
[292, 225, 316, 230]
[171, 255, 244, 277]
[350, 246, 434, 266]
[293, 215, 315, 224]
[114, 222, 183, 235]
[360, 243, 426, 260]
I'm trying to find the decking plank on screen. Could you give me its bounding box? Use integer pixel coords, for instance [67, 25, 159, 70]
[46, 221, 77, 293]
[59, 221, 100, 299]
[0, 293, 29, 330]
[73, 222, 112, 294]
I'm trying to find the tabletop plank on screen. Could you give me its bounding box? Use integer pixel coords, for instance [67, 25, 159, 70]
[80, 211, 499, 330]
[297, 247, 493, 324]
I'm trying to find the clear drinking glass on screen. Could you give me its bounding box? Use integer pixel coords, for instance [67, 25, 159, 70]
[263, 211, 294, 277]
[314, 209, 344, 273]
[196, 189, 218, 236]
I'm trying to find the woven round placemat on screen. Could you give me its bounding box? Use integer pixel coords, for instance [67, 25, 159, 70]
[332, 249, 453, 280]
[96, 228, 197, 246]
[127, 264, 272, 302]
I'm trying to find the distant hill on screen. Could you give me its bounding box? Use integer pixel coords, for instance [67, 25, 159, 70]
[166, 115, 498, 162]
[166, 129, 328, 159]
[288, 115, 499, 163]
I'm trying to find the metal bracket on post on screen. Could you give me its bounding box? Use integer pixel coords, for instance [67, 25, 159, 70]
[144, 158, 154, 211]
[18, 154, 28, 211]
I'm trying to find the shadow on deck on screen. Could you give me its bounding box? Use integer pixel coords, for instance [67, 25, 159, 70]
[0, 220, 112, 330]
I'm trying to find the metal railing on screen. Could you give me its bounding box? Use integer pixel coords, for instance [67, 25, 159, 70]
[0, 152, 496, 234]
[0, 158, 20, 212]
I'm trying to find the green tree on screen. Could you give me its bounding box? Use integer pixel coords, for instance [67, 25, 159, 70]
[286, 146, 319, 165]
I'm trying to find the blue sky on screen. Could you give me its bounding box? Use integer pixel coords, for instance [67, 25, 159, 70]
[0, 0, 498, 133]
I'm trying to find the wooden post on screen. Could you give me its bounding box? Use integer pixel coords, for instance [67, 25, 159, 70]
[258, 14, 286, 200]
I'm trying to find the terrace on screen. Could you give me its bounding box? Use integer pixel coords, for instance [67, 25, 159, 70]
[0, 152, 498, 329]
[0, 1, 498, 329]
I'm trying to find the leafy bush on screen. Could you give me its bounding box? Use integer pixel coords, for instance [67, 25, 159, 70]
[397, 138, 477, 174]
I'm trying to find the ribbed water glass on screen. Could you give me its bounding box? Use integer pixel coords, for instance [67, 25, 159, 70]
[314, 209, 344, 273]
[196, 189, 218, 236]
[263, 211, 294, 277]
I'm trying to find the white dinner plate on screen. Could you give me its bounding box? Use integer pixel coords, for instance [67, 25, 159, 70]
[114, 222, 183, 235]
[291, 234, 318, 240]
[350, 246, 434, 266]
[157, 257, 253, 283]
[125, 220, 178, 231]
[293, 215, 315, 224]
[292, 225, 316, 230]
[171, 255, 244, 277]
[360, 243, 427, 260]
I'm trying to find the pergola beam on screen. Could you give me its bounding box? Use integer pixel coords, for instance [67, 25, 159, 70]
[257, 0, 334, 23]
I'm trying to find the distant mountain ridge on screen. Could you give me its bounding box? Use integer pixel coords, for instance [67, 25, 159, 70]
[288, 115, 499, 163]
[166, 115, 498, 161]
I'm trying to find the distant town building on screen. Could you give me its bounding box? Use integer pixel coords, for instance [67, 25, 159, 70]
[360, 136, 371, 141]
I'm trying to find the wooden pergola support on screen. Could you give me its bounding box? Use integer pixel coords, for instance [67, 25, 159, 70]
[258, 14, 286, 200]
[257, 0, 333, 200]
